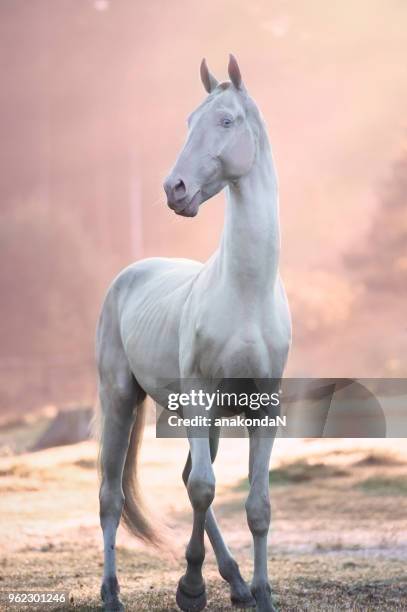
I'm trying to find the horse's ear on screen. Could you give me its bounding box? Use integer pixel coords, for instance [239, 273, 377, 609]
[228, 53, 243, 90]
[200, 58, 218, 93]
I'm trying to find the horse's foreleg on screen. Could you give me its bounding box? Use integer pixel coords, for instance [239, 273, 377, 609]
[246, 431, 276, 612]
[176, 435, 214, 612]
[98, 378, 137, 612]
[182, 437, 255, 609]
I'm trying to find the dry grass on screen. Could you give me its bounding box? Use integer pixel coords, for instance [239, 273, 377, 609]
[268, 460, 349, 485]
[1, 428, 407, 611]
[2, 546, 407, 611]
[356, 475, 407, 496]
[354, 452, 403, 467]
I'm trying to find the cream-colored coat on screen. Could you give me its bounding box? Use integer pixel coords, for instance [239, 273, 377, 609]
[97, 56, 291, 612]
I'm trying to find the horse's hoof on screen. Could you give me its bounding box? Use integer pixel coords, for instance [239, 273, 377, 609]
[251, 584, 277, 612]
[231, 593, 257, 609]
[103, 602, 124, 612]
[231, 582, 256, 608]
[101, 577, 125, 612]
[176, 577, 207, 612]
[101, 592, 125, 612]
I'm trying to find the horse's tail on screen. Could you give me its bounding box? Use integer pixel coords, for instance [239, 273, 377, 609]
[121, 398, 163, 548]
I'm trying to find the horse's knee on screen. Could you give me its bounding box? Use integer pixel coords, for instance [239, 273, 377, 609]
[187, 472, 215, 512]
[245, 491, 271, 536]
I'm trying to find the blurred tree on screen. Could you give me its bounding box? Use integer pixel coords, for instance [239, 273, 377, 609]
[0, 201, 107, 411]
[346, 143, 407, 294]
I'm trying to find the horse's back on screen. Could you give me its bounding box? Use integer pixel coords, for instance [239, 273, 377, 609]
[110, 256, 201, 310]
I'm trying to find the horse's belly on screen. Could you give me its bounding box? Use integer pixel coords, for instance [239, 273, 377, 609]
[118, 258, 201, 389]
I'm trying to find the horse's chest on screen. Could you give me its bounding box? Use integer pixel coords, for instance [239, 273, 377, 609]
[194, 320, 277, 378]
[181, 285, 290, 378]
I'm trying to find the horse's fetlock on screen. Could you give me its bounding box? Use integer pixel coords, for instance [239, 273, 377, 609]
[219, 556, 239, 581]
[251, 580, 271, 597]
[186, 544, 205, 568]
[101, 576, 120, 601]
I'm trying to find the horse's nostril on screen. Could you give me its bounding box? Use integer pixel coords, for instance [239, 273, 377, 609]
[164, 177, 187, 203]
[174, 179, 186, 199]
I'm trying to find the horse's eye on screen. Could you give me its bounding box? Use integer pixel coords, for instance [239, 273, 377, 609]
[221, 116, 233, 128]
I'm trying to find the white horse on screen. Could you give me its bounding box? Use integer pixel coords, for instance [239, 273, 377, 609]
[96, 55, 291, 612]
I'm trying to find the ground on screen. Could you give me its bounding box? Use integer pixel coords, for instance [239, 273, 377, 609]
[0, 419, 406, 611]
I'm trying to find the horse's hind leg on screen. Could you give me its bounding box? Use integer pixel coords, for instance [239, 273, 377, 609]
[98, 367, 141, 612]
[176, 432, 214, 612]
[246, 430, 276, 612]
[182, 435, 255, 609]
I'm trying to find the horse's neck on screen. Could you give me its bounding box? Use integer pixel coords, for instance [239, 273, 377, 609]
[217, 141, 280, 297]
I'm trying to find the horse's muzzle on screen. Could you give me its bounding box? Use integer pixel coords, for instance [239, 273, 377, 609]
[167, 190, 201, 217]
